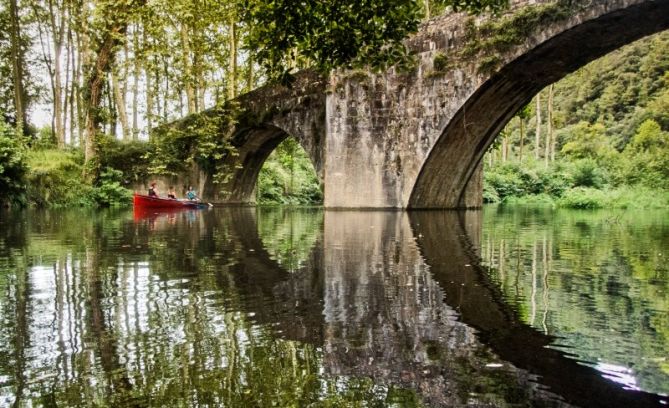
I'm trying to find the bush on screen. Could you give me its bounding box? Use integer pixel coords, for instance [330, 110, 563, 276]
[538, 166, 572, 196]
[0, 123, 28, 205]
[97, 136, 151, 185]
[502, 193, 555, 206]
[25, 149, 94, 208]
[483, 182, 500, 203]
[31, 126, 58, 150]
[90, 167, 133, 207]
[571, 159, 606, 188]
[558, 187, 606, 209]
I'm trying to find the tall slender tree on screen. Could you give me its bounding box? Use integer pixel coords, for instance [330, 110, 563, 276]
[8, 0, 27, 134]
[535, 91, 542, 160]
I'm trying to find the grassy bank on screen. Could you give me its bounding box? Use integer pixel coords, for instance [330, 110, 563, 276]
[484, 159, 669, 209]
[22, 148, 131, 208]
[500, 187, 669, 209]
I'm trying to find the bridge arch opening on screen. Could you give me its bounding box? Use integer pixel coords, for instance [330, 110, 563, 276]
[216, 125, 322, 205]
[256, 137, 323, 205]
[408, 0, 669, 209]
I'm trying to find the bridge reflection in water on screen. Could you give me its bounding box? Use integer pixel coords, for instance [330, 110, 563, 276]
[0, 208, 665, 407]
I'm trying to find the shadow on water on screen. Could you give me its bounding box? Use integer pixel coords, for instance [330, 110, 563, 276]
[0, 207, 666, 406]
[409, 210, 666, 408]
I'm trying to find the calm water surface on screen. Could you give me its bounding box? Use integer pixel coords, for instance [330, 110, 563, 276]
[0, 206, 666, 407]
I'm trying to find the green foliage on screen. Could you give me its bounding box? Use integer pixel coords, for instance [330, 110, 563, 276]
[244, 0, 507, 83]
[557, 187, 605, 209]
[31, 126, 58, 150]
[618, 119, 669, 189]
[97, 135, 151, 184]
[148, 102, 239, 187]
[486, 32, 669, 208]
[0, 121, 27, 204]
[484, 160, 571, 201]
[560, 122, 615, 161]
[24, 149, 94, 208]
[256, 138, 322, 205]
[432, 52, 451, 72]
[571, 159, 605, 188]
[557, 187, 669, 210]
[89, 167, 133, 207]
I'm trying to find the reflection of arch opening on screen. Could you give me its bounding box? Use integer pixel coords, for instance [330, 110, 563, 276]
[218, 125, 322, 204]
[409, 1, 669, 209]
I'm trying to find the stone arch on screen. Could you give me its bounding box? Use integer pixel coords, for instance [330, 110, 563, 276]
[196, 70, 326, 203]
[207, 124, 323, 204]
[408, 0, 669, 209]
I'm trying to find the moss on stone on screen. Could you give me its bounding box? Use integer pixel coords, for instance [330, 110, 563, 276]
[461, 1, 581, 74]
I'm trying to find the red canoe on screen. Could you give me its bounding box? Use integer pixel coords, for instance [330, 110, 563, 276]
[133, 193, 210, 209]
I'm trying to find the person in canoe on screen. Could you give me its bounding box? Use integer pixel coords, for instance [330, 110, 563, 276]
[186, 186, 199, 202]
[148, 182, 159, 197]
[167, 186, 177, 199]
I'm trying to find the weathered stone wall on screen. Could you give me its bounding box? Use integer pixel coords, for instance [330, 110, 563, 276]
[324, 0, 669, 208]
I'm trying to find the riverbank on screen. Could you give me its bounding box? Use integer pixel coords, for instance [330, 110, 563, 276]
[483, 159, 669, 209]
[498, 187, 669, 209]
[21, 148, 131, 208]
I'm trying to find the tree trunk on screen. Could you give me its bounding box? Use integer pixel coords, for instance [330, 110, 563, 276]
[535, 91, 542, 160]
[518, 116, 525, 163]
[48, 0, 68, 147]
[227, 19, 237, 100]
[132, 27, 139, 139]
[84, 23, 129, 166]
[63, 25, 72, 145]
[548, 84, 556, 163]
[111, 68, 130, 140]
[545, 84, 553, 168]
[179, 24, 197, 114]
[70, 30, 78, 146]
[502, 133, 509, 162]
[9, 0, 26, 135]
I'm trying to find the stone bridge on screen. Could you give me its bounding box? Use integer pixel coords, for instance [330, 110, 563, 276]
[197, 0, 669, 209]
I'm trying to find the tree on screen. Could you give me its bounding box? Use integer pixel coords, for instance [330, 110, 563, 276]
[560, 121, 613, 161]
[516, 103, 530, 163]
[82, 0, 144, 165]
[546, 84, 554, 167]
[243, 0, 507, 83]
[8, 0, 27, 134]
[535, 91, 541, 160]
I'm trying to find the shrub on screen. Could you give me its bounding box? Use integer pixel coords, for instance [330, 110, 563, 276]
[0, 123, 27, 205]
[90, 167, 133, 207]
[432, 52, 450, 72]
[538, 166, 572, 197]
[571, 159, 606, 188]
[24, 149, 94, 208]
[97, 136, 151, 185]
[502, 193, 555, 206]
[558, 187, 606, 209]
[483, 182, 500, 203]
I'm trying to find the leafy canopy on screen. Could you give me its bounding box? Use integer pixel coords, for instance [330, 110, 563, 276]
[243, 0, 508, 82]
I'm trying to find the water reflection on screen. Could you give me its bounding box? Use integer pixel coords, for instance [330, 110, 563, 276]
[479, 207, 669, 397]
[0, 207, 666, 407]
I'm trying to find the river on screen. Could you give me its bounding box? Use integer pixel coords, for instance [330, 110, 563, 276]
[0, 206, 667, 407]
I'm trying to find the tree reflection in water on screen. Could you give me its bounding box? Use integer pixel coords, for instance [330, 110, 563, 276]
[0, 207, 666, 407]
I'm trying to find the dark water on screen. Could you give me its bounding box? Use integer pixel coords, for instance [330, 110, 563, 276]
[0, 206, 666, 407]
